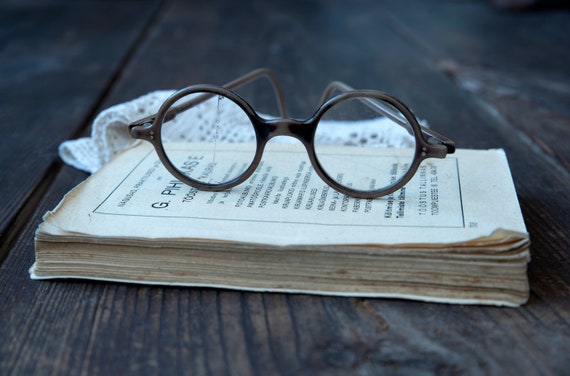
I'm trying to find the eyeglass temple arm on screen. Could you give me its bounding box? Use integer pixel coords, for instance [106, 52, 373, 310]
[223, 68, 288, 117]
[129, 68, 288, 129]
[320, 81, 455, 154]
[171, 68, 288, 119]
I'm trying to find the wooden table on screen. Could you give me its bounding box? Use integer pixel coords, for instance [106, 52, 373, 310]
[2, 1, 569, 374]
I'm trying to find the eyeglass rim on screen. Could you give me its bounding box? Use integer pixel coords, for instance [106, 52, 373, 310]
[150, 85, 263, 192]
[139, 85, 448, 198]
[132, 84, 451, 199]
[309, 90, 440, 198]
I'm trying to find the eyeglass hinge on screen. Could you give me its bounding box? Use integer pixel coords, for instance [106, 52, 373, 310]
[427, 136, 443, 146]
[128, 121, 155, 140]
[427, 136, 455, 154]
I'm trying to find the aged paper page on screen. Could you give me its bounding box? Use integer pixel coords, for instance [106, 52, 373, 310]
[43, 142, 527, 246]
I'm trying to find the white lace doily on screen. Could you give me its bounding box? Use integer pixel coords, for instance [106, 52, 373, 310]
[59, 91, 417, 174]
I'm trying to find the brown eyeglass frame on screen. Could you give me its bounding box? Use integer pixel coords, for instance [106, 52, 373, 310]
[129, 68, 455, 199]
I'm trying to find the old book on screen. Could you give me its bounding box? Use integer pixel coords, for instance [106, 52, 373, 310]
[31, 142, 530, 306]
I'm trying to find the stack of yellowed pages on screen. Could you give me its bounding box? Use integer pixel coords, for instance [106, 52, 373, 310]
[32, 142, 530, 306]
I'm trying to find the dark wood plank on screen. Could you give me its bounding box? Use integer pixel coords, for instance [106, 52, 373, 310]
[0, 0, 160, 261]
[383, 0, 570, 171]
[1, 0, 569, 374]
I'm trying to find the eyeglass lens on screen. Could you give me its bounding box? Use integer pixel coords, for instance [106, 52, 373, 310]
[314, 95, 416, 192]
[161, 93, 257, 185]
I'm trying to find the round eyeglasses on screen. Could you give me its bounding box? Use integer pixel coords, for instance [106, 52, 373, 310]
[129, 69, 455, 199]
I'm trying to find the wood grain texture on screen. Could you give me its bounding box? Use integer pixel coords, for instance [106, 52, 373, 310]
[0, 1, 160, 261]
[1, 0, 569, 374]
